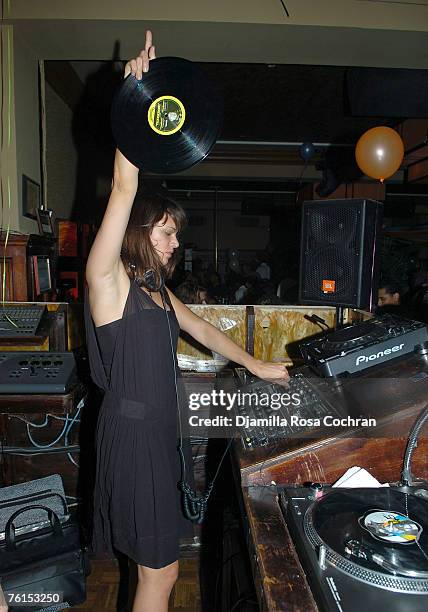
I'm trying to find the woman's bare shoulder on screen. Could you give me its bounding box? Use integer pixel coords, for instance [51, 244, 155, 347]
[87, 263, 131, 327]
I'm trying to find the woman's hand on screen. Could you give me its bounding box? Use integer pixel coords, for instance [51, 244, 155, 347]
[247, 359, 290, 383]
[124, 30, 156, 80]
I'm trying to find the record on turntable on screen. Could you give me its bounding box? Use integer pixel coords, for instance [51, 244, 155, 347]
[282, 486, 428, 612]
[304, 488, 428, 591]
[320, 321, 385, 353]
[111, 57, 223, 174]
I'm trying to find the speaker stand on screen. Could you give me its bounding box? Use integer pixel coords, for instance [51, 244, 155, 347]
[335, 306, 345, 329]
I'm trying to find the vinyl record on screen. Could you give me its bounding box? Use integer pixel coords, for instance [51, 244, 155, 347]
[304, 488, 428, 589]
[111, 57, 223, 174]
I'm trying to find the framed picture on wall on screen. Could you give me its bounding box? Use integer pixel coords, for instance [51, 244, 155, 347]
[22, 175, 40, 219]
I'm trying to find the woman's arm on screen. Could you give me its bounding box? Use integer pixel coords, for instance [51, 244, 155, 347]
[167, 289, 289, 381]
[86, 31, 156, 288]
[85, 150, 138, 285]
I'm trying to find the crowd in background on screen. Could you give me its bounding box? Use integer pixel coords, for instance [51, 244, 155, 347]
[170, 250, 428, 324]
[172, 252, 299, 307]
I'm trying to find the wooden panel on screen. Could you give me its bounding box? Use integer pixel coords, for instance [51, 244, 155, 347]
[408, 157, 428, 182]
[401, 118, 428, 152]
[239, 433, 428, 488]
[177, 305, 247, 358]
[0, 233, 30, 301]
[0, 259, 14, 301]
[253, 306, 336, 363]
[404, 143, 428, 166]
[68, 303, 85, 350]
[177, 304, 350, 364]
[0, 337, 50, 351]
[57, 220, 78, 257]
[242, 486, 317, 612]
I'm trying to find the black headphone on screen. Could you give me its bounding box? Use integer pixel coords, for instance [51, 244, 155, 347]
[137, 268, 164, 293]
[128, 263, 164, 293]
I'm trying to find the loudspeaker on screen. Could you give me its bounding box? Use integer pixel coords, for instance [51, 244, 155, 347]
[299, 199, 383, 310]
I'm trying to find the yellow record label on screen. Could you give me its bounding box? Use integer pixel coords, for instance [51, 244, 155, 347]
[147, 95, 185, 136]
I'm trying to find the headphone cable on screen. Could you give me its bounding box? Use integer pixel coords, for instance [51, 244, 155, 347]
[160, 286, 233, 523]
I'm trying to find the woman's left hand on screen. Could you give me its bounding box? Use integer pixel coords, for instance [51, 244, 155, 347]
[248, 359, 290, 383]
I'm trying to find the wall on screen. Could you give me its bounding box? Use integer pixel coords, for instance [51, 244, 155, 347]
[182, 198, 269, 253]
[13, 30, 40, 234]
[8, 0, 428, 32]
[0, 26, 19, 232]
[2, 30, 78, 231]
[45, 83, 77, 219]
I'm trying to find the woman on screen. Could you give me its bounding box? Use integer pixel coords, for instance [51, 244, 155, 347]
[85, 31, 289, 612]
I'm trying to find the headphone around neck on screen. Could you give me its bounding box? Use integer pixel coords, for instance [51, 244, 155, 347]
[129, 264, 164, 293]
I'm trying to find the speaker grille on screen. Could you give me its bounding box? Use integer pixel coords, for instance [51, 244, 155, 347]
[299, 199, 383, 309]
[305, 246, 356, 302]
[308, 207, 359, 249]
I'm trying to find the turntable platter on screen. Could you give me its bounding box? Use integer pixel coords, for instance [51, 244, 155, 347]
[322, 322, 385, 352]
[304, 488, 428, 592]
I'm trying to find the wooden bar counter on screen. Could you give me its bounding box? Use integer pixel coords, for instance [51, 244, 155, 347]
[232, 351, 428, 611]
[241, 485, 318, 611]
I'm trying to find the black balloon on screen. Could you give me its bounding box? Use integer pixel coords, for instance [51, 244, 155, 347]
[111, 57, 223, 174]
[300, 142, 315, 162]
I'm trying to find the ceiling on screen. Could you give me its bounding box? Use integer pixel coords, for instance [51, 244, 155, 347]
[21, 2, 427, 202]
[9, 13, 428, 68]
[71, 60, 395, 144]
[57, 58, 412, 194]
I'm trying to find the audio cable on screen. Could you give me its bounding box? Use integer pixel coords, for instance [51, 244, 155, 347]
[160, 285, 233, 523]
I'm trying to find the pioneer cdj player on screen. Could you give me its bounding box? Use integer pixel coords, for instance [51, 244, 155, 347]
[299, 314, 428, 377]
[280, 486, 428, 612]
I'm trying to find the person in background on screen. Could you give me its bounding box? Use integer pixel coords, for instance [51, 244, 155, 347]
[255, 255, 271, 281]
[235, 278, 248, 303]
[377, 281, 402, 308]
[235, 275, 261, 304]
[377, 281, 414, 318]
[175, 281, 214, 304]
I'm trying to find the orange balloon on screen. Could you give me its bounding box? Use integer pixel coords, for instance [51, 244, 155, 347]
[355, 126, 404, 181]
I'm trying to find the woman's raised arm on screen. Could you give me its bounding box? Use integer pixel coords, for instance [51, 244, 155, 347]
[86, 31, 156, 288]
[85, 149, 139, 285]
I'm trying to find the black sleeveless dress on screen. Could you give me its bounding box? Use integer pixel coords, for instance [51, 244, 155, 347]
[84, 280, 194, 568]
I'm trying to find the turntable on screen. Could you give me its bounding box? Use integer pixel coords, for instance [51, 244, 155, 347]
[299, 314, 428, 377]
[320, 321, 385, 353]
[280, 486, 428, 611]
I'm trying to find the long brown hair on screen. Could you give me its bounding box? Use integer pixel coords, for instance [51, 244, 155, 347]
[121, 193, 186, 287]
